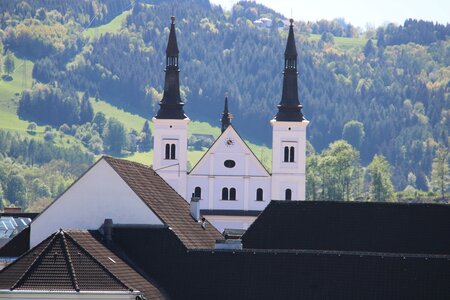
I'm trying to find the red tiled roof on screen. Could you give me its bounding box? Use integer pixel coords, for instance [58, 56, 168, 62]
[103, 156, 222, 249]
[0, 230, 165, 299]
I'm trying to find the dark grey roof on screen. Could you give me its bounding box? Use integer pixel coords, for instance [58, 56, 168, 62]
[242, 200, 450, 254]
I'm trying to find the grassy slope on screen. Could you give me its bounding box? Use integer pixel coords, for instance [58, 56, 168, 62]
[306, 33, 368, 49]
[83, 9, 131, 40]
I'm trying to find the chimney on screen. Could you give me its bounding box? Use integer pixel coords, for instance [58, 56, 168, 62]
[190, 193, 201, 221]
[103, 219, 113, 244]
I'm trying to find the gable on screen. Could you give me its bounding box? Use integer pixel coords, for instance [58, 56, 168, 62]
[30, 158, 163, 248]
[190, 126, 269, 177]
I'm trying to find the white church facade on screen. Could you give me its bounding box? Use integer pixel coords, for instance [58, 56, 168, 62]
[152, 17, 309, 231]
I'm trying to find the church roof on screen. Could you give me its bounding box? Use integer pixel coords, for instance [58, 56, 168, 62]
[284, 19, 297, 58]
[274, 19, 304, 122]
[242, 200, 450, 254]
[103, 156, 222, 249]
[0, 229, 164, 298]
[155, 16, 186, 120]
[166, 16, 179, 56]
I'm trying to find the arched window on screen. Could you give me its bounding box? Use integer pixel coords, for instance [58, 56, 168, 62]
[256, 188, 263, 201]
[222, 188, 229, 200]
[165, 144, 170, 159]
[284, 146, 289, 162]
[194, 187, 201, 199]
[170, 144, 176, 159]
[285, 189, 292, 201]
[230, 188, 236, 200]
[290, 146, 295, 162]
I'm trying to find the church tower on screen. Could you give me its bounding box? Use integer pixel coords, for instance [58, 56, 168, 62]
[270, 19, 309, 201]
[152, 16, 189, 199]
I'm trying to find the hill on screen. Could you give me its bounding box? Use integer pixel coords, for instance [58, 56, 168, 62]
[0, 0, 448, 210]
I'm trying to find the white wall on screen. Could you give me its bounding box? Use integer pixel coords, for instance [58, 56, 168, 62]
[152, 117, 189, 199]
[188, 126, 270, 211]
[30, 159, 162, 247]
[271, 120, 309, 200]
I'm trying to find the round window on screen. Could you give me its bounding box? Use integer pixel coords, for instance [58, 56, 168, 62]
[224, 160, 236, 168]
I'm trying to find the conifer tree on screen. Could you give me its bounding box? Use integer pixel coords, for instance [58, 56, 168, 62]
[80, 91, 94, 124]
[368, 155, 394, 202]
[431, 147, 449, 199]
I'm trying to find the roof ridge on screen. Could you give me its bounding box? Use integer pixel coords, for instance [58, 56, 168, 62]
[65, 231, 133, 292]
[61, 231, 80, 292]
[11, 230, 59, 290]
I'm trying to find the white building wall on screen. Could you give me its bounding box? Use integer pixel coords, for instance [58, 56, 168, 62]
[30, 159, 162, 248]
[271, 119, 309, 201]
[152, 117, 190, 199]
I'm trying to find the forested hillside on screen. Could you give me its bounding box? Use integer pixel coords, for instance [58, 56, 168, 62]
[0, 0, 448, 210]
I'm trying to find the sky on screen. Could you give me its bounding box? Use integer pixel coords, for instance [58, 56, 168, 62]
[210, 0, 449, 28]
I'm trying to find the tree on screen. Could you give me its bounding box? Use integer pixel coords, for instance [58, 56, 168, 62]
[342, 120, 365, 149]
[364, 39, 376, 57]
[3, 53, 14, 76]
[6, 174, 27, 207]
[431, 147, 449, 199]
[138, 120, 152, 151]
[368, 154, 394, 202]
[93, 112, 107, 135]
[104, 117, 128, 153]
[317, 140, 361, 201]
[80, 91, 94, 124]
[27, 122, 37, 133]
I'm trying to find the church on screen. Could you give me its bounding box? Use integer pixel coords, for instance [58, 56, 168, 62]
[153, 17, 308, 231]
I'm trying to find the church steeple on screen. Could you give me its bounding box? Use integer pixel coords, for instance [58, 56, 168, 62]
[274, 19, 304, 122]
[155, 16, 186, 120]
[221, 94, 232, 132]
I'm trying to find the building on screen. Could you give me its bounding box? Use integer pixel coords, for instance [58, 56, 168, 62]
[153, 17, 308, 231]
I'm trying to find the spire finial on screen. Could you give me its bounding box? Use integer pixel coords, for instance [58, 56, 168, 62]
[289, 18, 294, 25]
[171, 16, 175, 24]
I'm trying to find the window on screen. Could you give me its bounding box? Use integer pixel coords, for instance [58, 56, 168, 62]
[224, 160, 236, 168]
[171, 144, 176, 159]
[194, 187, 201, 199]
[230, 188, 236, 200]
[222, 188, 229, 200]
[222, 187, 237, 201]
[256, 188, 263, 201]
[282, 143, 296, 163]
[290, 146, 295, 162]
[165, 144, 170, 159]
[164, 142, 177, 160]
[284, 146, 289, 162]
[285, 189, 292, 201]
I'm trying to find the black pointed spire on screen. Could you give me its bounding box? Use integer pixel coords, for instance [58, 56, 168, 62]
[274, 19, 304, 122]
[221, 94, 232, 132]
[155, 16, 186, 119]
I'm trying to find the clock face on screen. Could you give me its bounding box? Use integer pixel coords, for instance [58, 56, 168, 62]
[225, 137, 235, 147]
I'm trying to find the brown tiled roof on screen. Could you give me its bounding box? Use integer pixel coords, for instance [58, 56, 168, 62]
[103, 156, 222, 249]
[0, 230, 165, 299]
